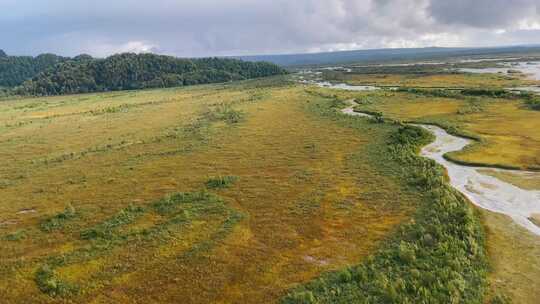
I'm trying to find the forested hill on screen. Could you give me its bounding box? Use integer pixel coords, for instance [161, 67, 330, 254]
[1, 52, 287, 96]
[0, 50, 68, 87]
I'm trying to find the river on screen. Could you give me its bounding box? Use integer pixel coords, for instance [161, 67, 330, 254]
[341, 100, 540, 236]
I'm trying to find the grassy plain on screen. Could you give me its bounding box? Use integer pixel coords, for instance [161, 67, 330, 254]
[311, 71, 540, 303]
[3, 68, 539, 303]
[347, 90, 540, 170]
[325, 71, 535, 89]
[0, 78, 426, 303]
[480, 210, 540, 304]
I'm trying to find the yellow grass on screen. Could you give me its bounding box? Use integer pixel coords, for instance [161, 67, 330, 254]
[478, 169, 540, 191]
[335, 73, 532, 88]
[344, 90, 540, 170]
[311, 83, 540, 303]
[457, 102, 540, 170]
[0, 81, 421, 303]
[481, 210, 540, 304]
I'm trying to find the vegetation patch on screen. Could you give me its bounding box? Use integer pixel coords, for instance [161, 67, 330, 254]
[461, 88, 514, 98]
[3, 229, 27, 241]
[206, 104, 245, 124]
[80, 205, 145, 240]
[205, 176, 239, 189]
[35, 264, 78, 297]
[40, 205, 78, 232]
[33, 191, 242, 298]
[525, 96, 540, 110]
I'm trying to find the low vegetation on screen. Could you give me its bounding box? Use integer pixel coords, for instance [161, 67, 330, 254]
[205, 176, 239, 189]
[525, 96, 540, 110]
[282, 100, 488, 303]
[0, 59, 538, 302]
[34, 191, 242, 298]
[40, 205, 77, 232]
[0, 79, 422, 303]
[324, 70, 528, 89]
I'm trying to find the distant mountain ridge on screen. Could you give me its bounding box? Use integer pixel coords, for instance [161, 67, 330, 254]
[236, 45, 540, 67]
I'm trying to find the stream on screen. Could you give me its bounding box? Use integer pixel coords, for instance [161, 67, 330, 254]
[341, 100, 540, 236]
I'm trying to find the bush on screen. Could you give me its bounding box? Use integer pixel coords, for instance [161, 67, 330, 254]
[40, 204, 77, 232]
[461, 88, 512, 98]
[4, 229, 26, 241]
[525, 97, 540, 111]
[35, 264, 76, 297]
[80, 205, 144, 240]
[205, 176, 239, 189]
[397, 87, 461, 98]
[207, 105, 245, 124]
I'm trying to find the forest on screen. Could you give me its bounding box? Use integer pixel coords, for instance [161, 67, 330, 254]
[0, 51, 287, 96]
[0, 50, 67, 87]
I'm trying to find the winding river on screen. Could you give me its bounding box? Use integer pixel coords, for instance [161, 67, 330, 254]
[341, 99, 540, 236]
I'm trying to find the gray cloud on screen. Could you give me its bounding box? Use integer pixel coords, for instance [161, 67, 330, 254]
[427, 0, 539, 28]
[0, 0, 539, 57]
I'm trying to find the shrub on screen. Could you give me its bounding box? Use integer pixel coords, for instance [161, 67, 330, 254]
[205, 176, 239, 189]
[40, 204, 77, 232]
[207, 105, 245, 124]
[35, 264, 75, 297]
[80, 205, 144, 240]
[461, 88, 511, 98]
[397, 87, 461, 98]
[153, 191, 220, 215]
[4, 229, 26, 241]
[525, 97, 540, 111]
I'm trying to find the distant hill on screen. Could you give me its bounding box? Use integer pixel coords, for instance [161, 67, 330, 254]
[16, 53, 287, 96]
[237, 45, 540, 67]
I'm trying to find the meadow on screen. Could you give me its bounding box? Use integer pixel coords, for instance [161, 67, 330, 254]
[0, 78, 426, 303]
[348, 90, 540, 170]
[2, 68, 539, 303]
[312, 69, 540, 303]
[324, 70, 535, 89]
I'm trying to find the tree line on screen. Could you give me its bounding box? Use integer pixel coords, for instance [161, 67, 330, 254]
[0, 50, 288, 95]
[0, 50, 68, 87]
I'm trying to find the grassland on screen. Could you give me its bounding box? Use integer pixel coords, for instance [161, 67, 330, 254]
[2, 68, 539, 303]
[307, 80, 540, 303]
[344, 90, 540, 170]
[324, 71, 536, 89]
[480, 209, 540, 304]
[282, 100, 488, 303]
[0, 78, 429, 303]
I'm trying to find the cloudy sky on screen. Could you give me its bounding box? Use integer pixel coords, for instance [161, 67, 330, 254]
[1, 0, 539, 57]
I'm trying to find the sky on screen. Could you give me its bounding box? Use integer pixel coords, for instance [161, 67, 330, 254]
[1, 0, 539, 57]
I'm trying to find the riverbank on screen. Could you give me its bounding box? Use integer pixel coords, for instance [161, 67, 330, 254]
[343, 99, 540, 235]
[282, 95, 489, 303]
